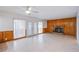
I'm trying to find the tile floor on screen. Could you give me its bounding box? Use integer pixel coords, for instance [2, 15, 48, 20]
[0, 33, 79, 52]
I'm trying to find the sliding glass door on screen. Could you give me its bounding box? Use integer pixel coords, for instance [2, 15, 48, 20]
[14, 20, 26, 39]
[14, 20, 43, 38]
[38, 22, 43, 33]
[27, 22, 33, 36]
[27, 21, 43, 36]
[33, 22, 38, 34]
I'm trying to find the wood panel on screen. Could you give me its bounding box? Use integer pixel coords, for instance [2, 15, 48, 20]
[43, 17, 76, 36]
[0, 31, 13, 43]
[0, 32, 3, 42]
[47, 20, 56, 32]
[64, 17, 76, 36]
[43, 28, 49, 33]
[4, 31, 13, 41]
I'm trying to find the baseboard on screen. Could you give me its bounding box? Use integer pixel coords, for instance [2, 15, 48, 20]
[26, 33, 43, 37]
[14, 36, 26, 40]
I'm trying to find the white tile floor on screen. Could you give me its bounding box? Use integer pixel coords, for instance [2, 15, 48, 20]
[0, 33, 79, 52]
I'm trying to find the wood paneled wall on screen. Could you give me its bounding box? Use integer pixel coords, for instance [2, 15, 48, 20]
[0, 32, 3, 42]
[0, 31, 13, 43]
[43, 28, 49, 33]
[43, 17, 76, 36]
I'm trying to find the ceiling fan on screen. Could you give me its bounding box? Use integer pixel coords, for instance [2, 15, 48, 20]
[25, 6, 39, 15]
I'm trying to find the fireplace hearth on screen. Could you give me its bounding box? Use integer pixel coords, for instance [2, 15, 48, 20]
[54, 26, 64, 33]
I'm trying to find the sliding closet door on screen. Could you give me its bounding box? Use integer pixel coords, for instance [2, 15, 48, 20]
[14, 20, 26, 39]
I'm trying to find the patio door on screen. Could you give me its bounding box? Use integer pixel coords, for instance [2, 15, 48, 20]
[38, 22, 43, 33]
[14, 20, 26, 39]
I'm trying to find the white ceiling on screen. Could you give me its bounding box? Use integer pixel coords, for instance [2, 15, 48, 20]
[0, 6, 78, 20]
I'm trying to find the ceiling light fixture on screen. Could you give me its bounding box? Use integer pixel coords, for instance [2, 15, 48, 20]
[25, 10, 31, 14]
[25, 6, 32, 15]
[25, 6, 38, 15]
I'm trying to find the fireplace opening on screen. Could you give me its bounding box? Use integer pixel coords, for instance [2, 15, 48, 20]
[54, 26, 64, 33]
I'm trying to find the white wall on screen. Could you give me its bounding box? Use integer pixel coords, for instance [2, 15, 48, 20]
[77, 8, 79, 45]
[0, 16, 13, 31]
